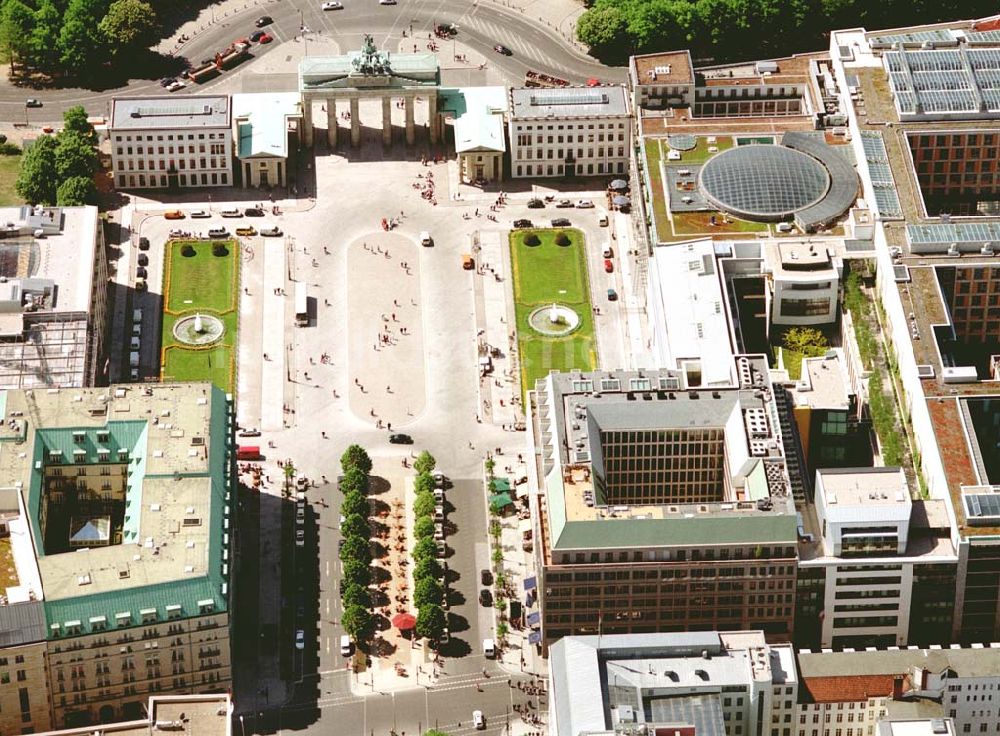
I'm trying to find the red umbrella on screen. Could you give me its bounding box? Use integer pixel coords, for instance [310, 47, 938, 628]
[392, 612, 417, 630]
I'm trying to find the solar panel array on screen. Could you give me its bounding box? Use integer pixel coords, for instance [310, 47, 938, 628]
[870, 29, 955, 48]
[886, 47, 1000, 116]
[964, 493, 1000, 526]
[907, 221, 1000, 246]
[965, 30, 1000, 46]
[860, 131, 903, 218]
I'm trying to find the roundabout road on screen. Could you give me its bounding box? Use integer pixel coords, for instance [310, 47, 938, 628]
[0, 0, 624, 123]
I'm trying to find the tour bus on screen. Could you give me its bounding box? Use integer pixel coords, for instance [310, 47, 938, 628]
[295, 282, 308, 326]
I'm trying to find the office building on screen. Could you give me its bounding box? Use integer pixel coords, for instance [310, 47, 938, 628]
[35, 694, 231, 736]
[232, 93, 302, 189]
[767, 243, 841, 327]
[0, 205, 108, 389]
[508, 85, 631, 179]
[110, 96, 233, 190]
[527, 360, 799, 648]
[0, 382, 233, 730]
[549, 631, 798, 736]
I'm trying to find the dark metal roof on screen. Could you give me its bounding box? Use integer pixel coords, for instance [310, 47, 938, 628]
[0, 602, 46, 647]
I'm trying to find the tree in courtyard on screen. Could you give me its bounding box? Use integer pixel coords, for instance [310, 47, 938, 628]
[62, 105, 98, 146]
[415, 604, 446, 641]
[15, 135, 56, 204]
[413, 471, 435, 496]
[339, 466, 369, 495]
[54, 130, 97, 180]
[339, 513, 369, 541]
[413, 576, 443, 609]
[341, 559, 371, 589]
[413, 491, 436, 520]
[412, 537, 437, 564]
[28, 0, 60, 71]
[414, 557, 441, 583]
[782, 326, 829, 354]
[338, 535, 371, 566]
[413, 515, 435, 541]
[340, 490, 369, 520]
[99, 0, 158, 54]
[340, 582, 371, 610]
[56, 175, 96, 206]
[413, 450, 436, 475]
[340, 444, 372, 475]
[341, 603, 373, 642]
[0, 0, 34, 68]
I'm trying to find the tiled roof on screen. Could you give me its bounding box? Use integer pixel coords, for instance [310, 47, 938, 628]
[802, 675, 896, 703]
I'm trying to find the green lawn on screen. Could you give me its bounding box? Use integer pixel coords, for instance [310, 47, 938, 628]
[672, 210, 770, 236]
[161, 240, 239, 392]
[510, 229, 596, 393]
[665, 135, 733, 164]
[643, 139, 671, 242]
[0, 156, 22, 206]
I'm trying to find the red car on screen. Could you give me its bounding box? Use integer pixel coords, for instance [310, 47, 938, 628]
[604, 259, 614, 273]
[258, 33, 273, 44]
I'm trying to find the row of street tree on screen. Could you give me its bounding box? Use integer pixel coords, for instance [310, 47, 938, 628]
[16, 105, 98, 205]
[0, 0, 159, 80]
[338, 444, 375, 644]
[411, 451, 446, 643]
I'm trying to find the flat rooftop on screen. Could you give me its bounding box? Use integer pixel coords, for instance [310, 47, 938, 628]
[111, 96, 230, 130]
[632, 50, 695, 86]
[792, 353, 852, 411]
[777, 241, 834, 270]
[797, 643, 1000, 679]
[509, 85, 629, 119]
[34, 694, 231, 736]
[817, 467, 910, 507]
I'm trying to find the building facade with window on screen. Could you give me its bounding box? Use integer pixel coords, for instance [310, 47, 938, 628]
[508, 85, 631, 179]
[110, 96, 233, 190]
[0, 382, 234, 731]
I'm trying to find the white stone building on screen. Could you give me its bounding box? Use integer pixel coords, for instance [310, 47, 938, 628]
[508, 85, 631, 179]
[110, 96, 233, 190]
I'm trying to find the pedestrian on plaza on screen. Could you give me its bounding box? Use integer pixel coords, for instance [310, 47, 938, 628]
[321, 431, 327, 439]
[263, 353, 269, 361]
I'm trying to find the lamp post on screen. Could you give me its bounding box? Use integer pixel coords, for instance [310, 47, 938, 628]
[453, 26, 460, 61]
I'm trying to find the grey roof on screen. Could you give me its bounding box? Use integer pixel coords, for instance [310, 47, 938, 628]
[0, 602, 46, 647]
[553, 513, 798, 550]
[782, 132, 858, 229]
[797, 646, 1000, 679]
[648, 695, 724, 736]
[111, 96, 230, 130]
[587, 393, 739, 432]
[510, 85, 629, 120]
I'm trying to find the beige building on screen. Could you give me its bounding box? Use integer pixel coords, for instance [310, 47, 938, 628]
[232, 92, 302, 189]
[35, 694, 231, 736]
[0, 382, 233, 730]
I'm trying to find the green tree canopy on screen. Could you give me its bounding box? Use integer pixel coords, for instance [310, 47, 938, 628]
[413, 490, 436, 519]
[341, 559, 372, 589]
[56, 175, 96, 206]
[62, 105, 98, 146]
[339, 466, 369, 496]
[15, 135, 57, 205]
[782, 326, 829, 353]
[412, 537, 438, 564]
[413, 472, 435, 496]
[424, 730, 451, 736]
[338, 535, 371, 566]
[413, 450, 436, 475]
[0, 0, 35, 66]
[413, 515, 435, 541]
[413, 557, 441, 583]
[340, 582, 371, 610]
[98, 0, 157, 52]
[341, 603, 373, 641]
[340, 513, 369, 541]
[575, 5, 628, 53]
[415, 604, 446, 641]
[340, 490, 369, 520]
[413, 576, 443, 609]
[59, 0, 108, 75]
[54, 130, 97, 180]
[29, 0, 59, 70]
[340, 444, 372, 475]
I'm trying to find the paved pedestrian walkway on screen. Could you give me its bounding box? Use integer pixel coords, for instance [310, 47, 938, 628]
[346, 232, 426, 429]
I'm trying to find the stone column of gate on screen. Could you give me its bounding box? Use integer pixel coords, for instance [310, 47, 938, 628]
[405, 96, 415, 145]
[350, 96, 361, 147]
[302, 99, 314, 147]
[382, 96, 392, 146]
[326, 98, 338, 147]
[428, 93, 438, 144]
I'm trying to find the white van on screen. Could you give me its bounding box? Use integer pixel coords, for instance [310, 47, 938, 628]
[132, 308, 143, 323]
[129, 351, 139, 368]
[419, 231, 433, 247]
[482, 638, 496, 658]
[340, 635, 353, 656]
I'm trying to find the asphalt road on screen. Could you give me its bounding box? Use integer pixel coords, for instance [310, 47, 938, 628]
[1, 0, 623, 122]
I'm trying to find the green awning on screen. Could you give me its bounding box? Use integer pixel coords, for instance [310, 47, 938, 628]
[489, 492, 513, 508]
[493, 477, 511, 492]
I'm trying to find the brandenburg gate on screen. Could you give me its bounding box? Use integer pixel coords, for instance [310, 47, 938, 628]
[298, 34, 441, 148]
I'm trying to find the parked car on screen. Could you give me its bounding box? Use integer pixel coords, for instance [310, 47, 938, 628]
[239, 427, 260, 437]
[321, 0, 343, 8]
[513, 219, 533, 228]
[250, 30, 265, 42]
[219, 208, 241, 218]
[340, 635, 353, 655]
[258, 32, 273, 43]
[208, 227, 229, 238]
[576, 199, 595, 209]
[295, 528, 305, 547]
[235, 226, 257, 236]
[135, 278, 147, 292]
[255, 15, 272, 26]
[138, 237, 150, 251]
[260, 225, 283, 236]
[479, 589, 493, 607]
[159, 77, 175, 87]
[604, 258, 614, 273]
[190, 210, 211, 218]
[163, 210, 185, 220]
[137, 253, 149, 266]
[167, 81, 186, 92]
[295, 630, 305, 650]
[493, 44, 512, 55]
[434, 523, 445, 540]
[388, 433, 413, 444]
[136, 266, 148, 279]
[25, 99, 42, 108]
[527, 198, 544, 209]
[555, 199, 573, 208]
[379, 0, 397, 4]
[244, 207, 265, 217]
[607, 288, 618, 301]
[436, 539, 447, 557]
[480, 569, 493, 586]
[551, 217, 571, 227]
[473, 711, 486, 730]
[603, 245, 613, 258]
